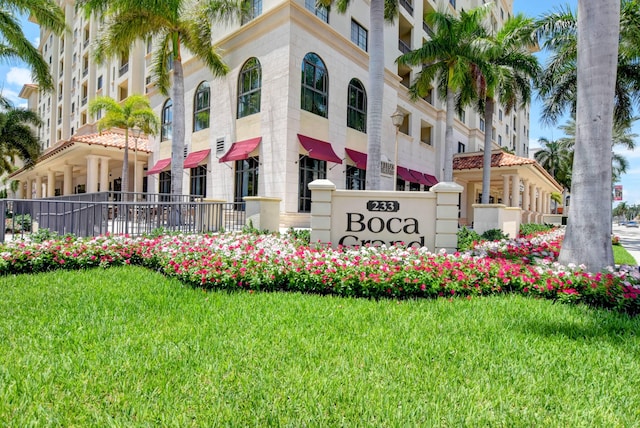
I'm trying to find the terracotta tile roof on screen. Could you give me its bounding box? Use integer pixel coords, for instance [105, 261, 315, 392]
[453, 150, 536, 170]
[70, 129, 151, 152]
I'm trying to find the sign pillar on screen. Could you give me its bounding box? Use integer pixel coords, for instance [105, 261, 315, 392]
[308, 179, 336, 246]
[433, 182, 464, 252]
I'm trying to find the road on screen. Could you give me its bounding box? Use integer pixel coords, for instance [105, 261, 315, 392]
[613, 224, 640, 266]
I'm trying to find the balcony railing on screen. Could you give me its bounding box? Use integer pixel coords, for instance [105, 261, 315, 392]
[81, 97, 87, 106]
[399, 0, 413, 15]
[83, 39, 90, 48]
[82, 68, 88, 77]
[398, 40, 411, 54]
[119, 63, 129, 77]
[423, 21, 434, 38]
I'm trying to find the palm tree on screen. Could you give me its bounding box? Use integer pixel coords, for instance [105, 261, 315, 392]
[535, 0, 640, 128]
[534, 137, 572, 188]
[319, 0, 397, 189]
[0, 0, 66, 91]
[88, 95, 159, 197]
[397, 4, 492, 182]
[78, 0, 243, 199]
[479, 14, 540, 204]
[0, 106, 42, 175]
[557, 0, 620, 271]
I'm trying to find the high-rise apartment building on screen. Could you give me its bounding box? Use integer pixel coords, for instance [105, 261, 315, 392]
[14, 0, 559, 227]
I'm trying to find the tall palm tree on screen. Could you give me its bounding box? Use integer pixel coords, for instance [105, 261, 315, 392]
[0, 106, 42, 175]
[397, 4, 492, 182]
[78, 0, 243, 199]
[536, 0, 640, 128]
[88, 95, 159, 197]
[557, 0, 620, 271]
[0, 0, 66, 91]
[319, 0, 397, 189]
[534, 137, 571, 187]
[479, 14, 540, 204]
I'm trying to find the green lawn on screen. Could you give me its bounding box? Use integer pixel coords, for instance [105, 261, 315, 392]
[614, 244, 638, 265]
[2, 266, 640, 426]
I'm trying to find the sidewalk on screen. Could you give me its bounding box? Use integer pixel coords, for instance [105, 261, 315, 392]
[612, 224, 640, 266]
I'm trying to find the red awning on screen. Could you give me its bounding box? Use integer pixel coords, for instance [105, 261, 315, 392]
[424, 174, 439, 186]
[397, 166, 419, 183]
[298, 134, 342, 164]
[146, 158, 171, 175]
[345, 148, 367, 169]
[184, 149, 211, 168]
[409, 169, 430, 186]
[219, 137, 261, 162]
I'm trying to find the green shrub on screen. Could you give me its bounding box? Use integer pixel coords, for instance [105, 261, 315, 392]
[519, 223, 555, 236]
[481, 228, 509, 241]
[286, 227, 311, 246]
[30, 228, 60, 243]
[457, 226, 481, 251]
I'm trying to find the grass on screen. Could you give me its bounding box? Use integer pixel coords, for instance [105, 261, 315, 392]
[2, 266, 640, 426]
[614, 244, 637, 265]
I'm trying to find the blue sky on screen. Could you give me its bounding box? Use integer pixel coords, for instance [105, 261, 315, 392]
[2, 2, 639, 204]
[514, 0, 640, 206]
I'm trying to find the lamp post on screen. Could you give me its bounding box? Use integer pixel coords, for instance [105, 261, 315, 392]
[131, 126, 142, 201]
[391, 109, 405, 189]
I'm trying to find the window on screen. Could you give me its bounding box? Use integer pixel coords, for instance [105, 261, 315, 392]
[351, 20, 368, 51]
[498, 135, 502, 146]
[506, 124, 509, 135]
[498, 109, 503, 121]
[159, 171, 171, 201]
[301, 53, 328, 118]
[235, 158, 259, 205]
[458, 110, 465, 124]
[305, 0, 328, 23]
[97, 75, 103, 90]
[237, 58, 262, 118]
[449, 0, 456, 8]
[480, 118, 485, 132]
[396, 178, 405, 191]
[347, 79, 367, 132]
[346, 165, 366, 190]
[190, 166, 207, 197]
[457, 142, 466, 153]
[193, 82, 210, 131]
[409, 182, 421, 191]
[299, 155, 326, 212]
[161, 99, 173, 141]
[242, 0, 262, 24]
[146, 36, 153, 54]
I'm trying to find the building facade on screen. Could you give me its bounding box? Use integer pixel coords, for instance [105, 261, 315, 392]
[14, 0, 554, 228]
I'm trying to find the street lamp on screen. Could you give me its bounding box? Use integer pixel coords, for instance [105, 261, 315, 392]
[391, 109, 405, 189]
[131, 126, 142, 201]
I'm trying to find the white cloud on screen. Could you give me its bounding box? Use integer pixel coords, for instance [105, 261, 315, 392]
[6, 67, 32, 87]
[0, 88, 22, 106]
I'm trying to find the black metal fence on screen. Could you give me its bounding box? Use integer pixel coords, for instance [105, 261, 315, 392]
[0, 192, 246, 242]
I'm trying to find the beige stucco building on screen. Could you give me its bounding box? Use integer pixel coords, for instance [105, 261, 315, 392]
[11, 0, 559, 228]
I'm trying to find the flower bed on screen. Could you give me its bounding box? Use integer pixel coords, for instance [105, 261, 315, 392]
[1, 230, 639, 315]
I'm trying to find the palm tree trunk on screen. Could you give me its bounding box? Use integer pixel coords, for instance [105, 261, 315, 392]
[443, 84, 455, 182]
[481, 97, 494, 204]
[171, 58, 185, 199]
[365, 0, 384, 190]
[558, 0, 619, 270]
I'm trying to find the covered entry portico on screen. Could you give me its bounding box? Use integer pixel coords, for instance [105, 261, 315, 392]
[453, 150, 563, 227]
[9, 129, 150, 199]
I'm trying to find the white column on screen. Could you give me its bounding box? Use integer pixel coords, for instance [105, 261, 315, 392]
[536, 187, 542, 212]
[511, 175, 520, 208]
[529, 183, 536, 212]
[522, 179, 529, 211]
[99, 157, 110, 193]
[34, 176, 42, 199]
[543, 191, 549, 214]
[63, 165, 73, 195]
[47, 170, 55, 197]
[134, 160, 145, 198]
[502, 175, 510, 205]
[86, 155, 99, 193]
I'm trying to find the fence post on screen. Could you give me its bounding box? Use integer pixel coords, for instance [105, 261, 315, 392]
[308, 179, 336, 246]
[432, 182, 463, 253]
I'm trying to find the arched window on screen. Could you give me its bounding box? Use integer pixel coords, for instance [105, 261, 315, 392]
[347, 79, 366, 132]
[237, 58, 261, 118]
[193, 82, 210, 131]
[301, 53, 328, 118]
[161, 99, 172, 141]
